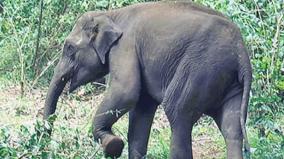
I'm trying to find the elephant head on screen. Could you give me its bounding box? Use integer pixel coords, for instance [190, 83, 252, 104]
[44, 14, 123, 119]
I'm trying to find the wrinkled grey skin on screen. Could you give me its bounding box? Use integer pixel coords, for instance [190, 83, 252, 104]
[44, 1, 252, 159]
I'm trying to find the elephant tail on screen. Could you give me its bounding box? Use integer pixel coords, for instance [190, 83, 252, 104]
[238, 48, 252, 157]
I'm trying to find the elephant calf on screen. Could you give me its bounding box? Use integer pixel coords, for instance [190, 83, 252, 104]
[44, 1, 252, 159]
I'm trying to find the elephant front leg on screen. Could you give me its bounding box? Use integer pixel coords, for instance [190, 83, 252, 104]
[92, 42, 141, 158]
[92, 80, 140, 158]
[128, 93, 158, 159]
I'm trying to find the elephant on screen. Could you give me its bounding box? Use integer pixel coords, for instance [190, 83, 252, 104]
[44, 1, 252, 159]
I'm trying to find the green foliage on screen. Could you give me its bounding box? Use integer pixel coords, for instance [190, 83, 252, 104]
[0, 119, 53, 158]
[0, 0, 283, 158]
[0, 0, 155, 87]
[0, 115, 106, 159]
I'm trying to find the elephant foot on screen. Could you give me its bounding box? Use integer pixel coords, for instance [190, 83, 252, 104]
[102, 134, 124, 158]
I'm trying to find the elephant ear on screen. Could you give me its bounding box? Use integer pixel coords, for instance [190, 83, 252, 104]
[92, 16, 123, 64]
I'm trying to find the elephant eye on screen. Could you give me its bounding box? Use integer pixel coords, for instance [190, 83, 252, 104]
[84, 24, 98, 39]
[64, 43, 77, 57]
[92, 24, 99, 34]
[68, 44, 76, 53]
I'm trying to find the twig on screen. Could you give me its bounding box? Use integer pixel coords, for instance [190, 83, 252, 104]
[31, 54, 60, 88]
[32, 0, 44, 75]
[18, 152, 32, 159]
[269, 13, 283, 77]
[108, 0, 112, 10]
[92, 82, 107, 87]
[5, 6, 29, 97]
[94, 108, 126, 118]
[0, 68, 14, 72]
[89, 146, 101, 159]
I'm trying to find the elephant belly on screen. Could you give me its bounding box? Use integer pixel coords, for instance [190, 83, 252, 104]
[142, 68, 166, 103]
[141, 57, 237, 112]
[141, 57, 182, 103]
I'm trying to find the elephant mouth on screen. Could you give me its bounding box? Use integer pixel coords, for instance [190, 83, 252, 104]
[68, 74, 91, 93]
[65, 69, 105, 94]
[68, 77, 78, 93]
[67, 68, 81, 93]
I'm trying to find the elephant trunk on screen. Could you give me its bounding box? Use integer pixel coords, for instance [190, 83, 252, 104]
[43, 72, 68, 119]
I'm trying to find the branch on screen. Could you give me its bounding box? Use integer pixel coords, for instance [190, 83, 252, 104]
[32, 0, 44, 74]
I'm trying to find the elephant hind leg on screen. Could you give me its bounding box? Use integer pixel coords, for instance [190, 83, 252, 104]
[162, 92, 202, 159]
[162, 72, 203, 159]
[212, 93, 244, 159]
